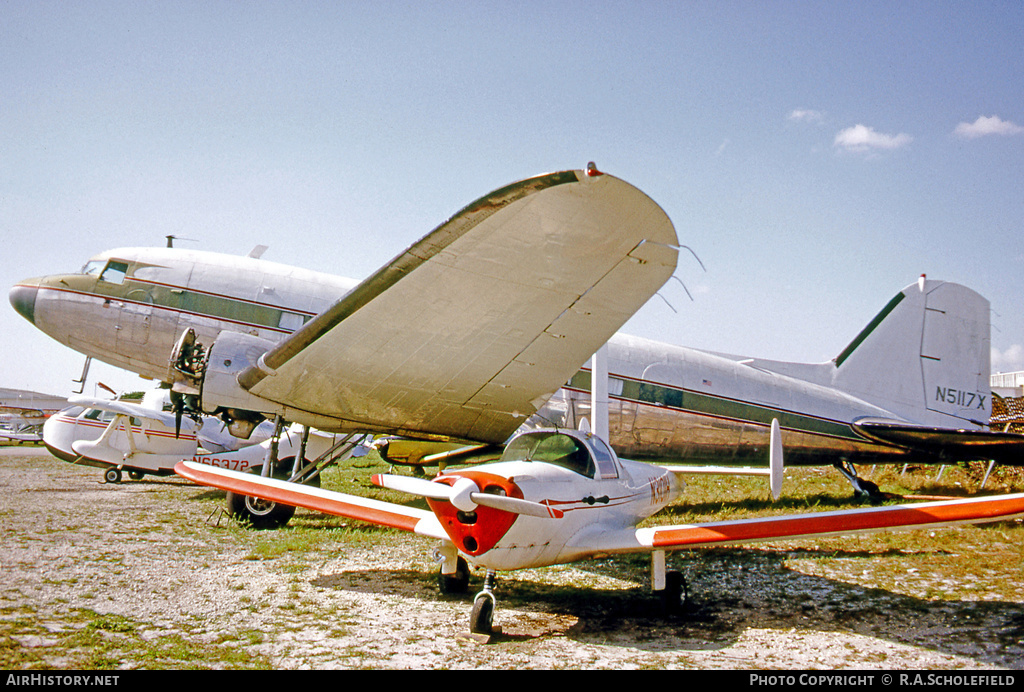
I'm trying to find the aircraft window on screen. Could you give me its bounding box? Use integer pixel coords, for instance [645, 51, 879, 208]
[81, 260, 105, 276]
[588, 436, 620, 479]
[504, 432, 595, 477]
[278, 311, 305, 332]
[99, 261, 129, 285]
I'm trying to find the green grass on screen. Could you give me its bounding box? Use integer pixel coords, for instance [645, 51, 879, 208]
[0, 607, 273, 670]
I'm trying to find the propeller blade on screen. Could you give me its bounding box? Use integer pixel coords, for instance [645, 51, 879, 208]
[372, 474, 454, 501]
[470, 493, 564, 519]
[373, 474, 563, 518]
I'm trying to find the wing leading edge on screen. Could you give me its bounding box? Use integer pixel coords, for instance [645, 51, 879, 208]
[175, 461, 448, 539]
[578, 492, 1024, 555]
[236, 169, 679, 443]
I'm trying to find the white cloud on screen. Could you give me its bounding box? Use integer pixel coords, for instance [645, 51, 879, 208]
[992, 344, 1024, 374]
[789, 109, 824, 123]
[834, 124, 912, 152]
[954, 115, 1024, 139]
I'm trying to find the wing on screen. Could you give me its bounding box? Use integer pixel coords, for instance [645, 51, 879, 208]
[852, 418, 1024, 465]
[233, 168, 679, 444]
[174, 461, 449, 540]
[68, 396, 198, 432]
[576, 492, 1024, 555]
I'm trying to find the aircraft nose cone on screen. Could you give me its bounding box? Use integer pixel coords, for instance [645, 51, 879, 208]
[9, 283, 39, 324]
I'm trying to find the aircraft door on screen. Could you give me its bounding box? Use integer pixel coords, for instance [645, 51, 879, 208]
[117, 289, 153, 347]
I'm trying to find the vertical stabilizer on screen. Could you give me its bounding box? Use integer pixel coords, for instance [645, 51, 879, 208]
[831, 278, 990, 428]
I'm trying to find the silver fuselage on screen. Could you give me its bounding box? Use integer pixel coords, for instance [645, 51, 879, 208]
[11, 246, 935, 466]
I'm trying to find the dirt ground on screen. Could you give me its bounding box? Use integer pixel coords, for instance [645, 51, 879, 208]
[2, 447, 1023, 670]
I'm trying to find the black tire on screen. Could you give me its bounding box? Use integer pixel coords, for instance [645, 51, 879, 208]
[224, 457, 315, 529]
[225, 490, 296, 529]
[127, 470, 145, 481]
[469, 595, 494, 635]
[438, 557, 470, 595]
[659, 570, 687, 616]
[103, 467, 122, 484]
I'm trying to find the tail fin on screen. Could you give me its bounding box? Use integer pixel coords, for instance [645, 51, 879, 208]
[832, 276, 990, 428]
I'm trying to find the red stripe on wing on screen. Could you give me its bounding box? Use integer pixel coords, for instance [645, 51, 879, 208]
[174, 461, 424, 533]
[650, 494, 1024, 548]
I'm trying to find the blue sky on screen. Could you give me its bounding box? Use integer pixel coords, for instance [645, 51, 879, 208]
[2, 1, 1023, 398]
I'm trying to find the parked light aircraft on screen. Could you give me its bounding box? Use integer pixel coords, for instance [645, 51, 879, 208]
[10, 167, 1024, 502]
[175, 426, 1024, 637]
[0, 388, 67, 443]
[43, 388, 368, 526]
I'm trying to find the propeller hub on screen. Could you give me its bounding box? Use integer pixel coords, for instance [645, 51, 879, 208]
[450, 477, 479, 512]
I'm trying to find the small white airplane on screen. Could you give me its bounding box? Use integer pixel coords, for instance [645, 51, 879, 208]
[175, 425, 1024, 638]
[44, 388, 369, 526]
[0, 388, 67, 443]
[10, 165, 1024, 503]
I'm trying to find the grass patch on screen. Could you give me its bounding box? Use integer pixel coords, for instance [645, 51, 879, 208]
[0, 607, 272, 670]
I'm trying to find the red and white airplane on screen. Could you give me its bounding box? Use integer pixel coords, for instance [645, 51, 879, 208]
[176, 425, 1024, 638]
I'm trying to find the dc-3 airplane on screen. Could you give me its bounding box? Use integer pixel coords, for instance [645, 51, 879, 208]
[10, 166, 1024, 498]
[10, 165, 1024, 635]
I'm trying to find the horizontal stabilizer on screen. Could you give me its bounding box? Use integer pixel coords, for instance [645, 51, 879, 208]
[852, 418, 1024, 465]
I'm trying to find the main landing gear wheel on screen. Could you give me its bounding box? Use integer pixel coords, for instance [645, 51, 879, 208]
[127, 470, 145, 481]
[225, 457, 309, 530]
[659, 570, 688, 616]
[103, 467, 122, 484]
[438, 557, 470, 595]
[225, 491, 296, 529]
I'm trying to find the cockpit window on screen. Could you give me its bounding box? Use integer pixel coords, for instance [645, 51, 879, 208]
[81, 260, 105, 276]
[98, 261, 129, 285]
[502, 432, 596, 477]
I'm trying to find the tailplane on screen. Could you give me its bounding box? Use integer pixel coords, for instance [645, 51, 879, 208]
[830, 276, 990, 428]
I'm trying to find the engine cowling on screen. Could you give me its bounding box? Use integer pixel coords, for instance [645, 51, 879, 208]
[199, 330, 285, 420]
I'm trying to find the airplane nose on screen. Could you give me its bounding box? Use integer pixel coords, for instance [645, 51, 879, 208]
[9, 283, 39, 324]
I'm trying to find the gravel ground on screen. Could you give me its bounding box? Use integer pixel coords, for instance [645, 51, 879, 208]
[2, 447, 1023, 670]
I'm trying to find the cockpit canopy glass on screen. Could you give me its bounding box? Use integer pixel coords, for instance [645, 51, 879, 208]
[80, 259, 129, 284]
[501, 431, 596, 478]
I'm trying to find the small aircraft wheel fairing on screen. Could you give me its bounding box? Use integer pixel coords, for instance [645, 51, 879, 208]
[469, 594, 494, 636]
[438, 557, 470, 595]
[225, 490, 297, 529]
[104, 467, 122, 484]
[659, 570, 687, 616]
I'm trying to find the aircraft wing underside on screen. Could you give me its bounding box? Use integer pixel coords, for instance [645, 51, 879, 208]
[233, 169, 679, 444]
[852, 418, 1024, 465]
